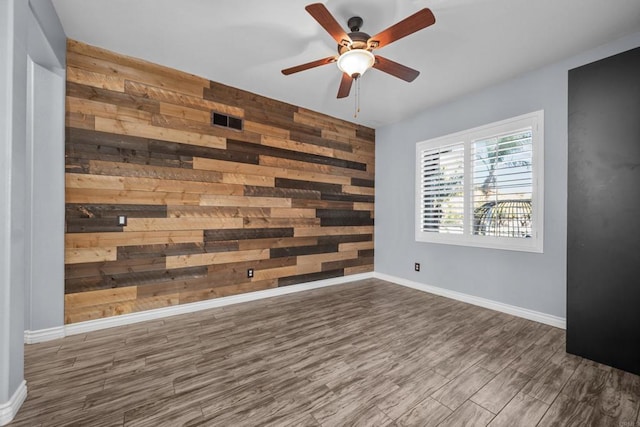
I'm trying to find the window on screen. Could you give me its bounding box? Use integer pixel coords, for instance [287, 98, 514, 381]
[415, 110, 544, 252]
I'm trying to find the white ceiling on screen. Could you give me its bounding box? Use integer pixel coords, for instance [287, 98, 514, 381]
[52, 0, 640, 128]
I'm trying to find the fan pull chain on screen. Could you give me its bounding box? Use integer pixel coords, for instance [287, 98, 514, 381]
[354, 77, 361, 118]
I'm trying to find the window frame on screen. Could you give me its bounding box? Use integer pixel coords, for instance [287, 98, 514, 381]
[415, 110, 544, 253]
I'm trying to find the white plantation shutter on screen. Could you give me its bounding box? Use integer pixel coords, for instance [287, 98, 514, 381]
[471, 129, 533, 238]
[415, 110, 544, 252]
[419, 143, 465, 234]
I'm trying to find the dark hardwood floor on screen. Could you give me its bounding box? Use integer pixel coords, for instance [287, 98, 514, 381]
[10, 279, 640, 426]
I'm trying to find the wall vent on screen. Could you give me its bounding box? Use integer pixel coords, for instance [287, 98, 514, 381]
[211, 112, 243, 131]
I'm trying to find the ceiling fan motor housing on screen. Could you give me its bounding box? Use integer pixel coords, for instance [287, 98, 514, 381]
[338, 33, 370, 54]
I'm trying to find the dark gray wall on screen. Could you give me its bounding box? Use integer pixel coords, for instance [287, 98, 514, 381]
[567, 47, 640, 375]
[375, 32, 640, 320]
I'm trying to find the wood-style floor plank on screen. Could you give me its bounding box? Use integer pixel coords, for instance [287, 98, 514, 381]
[10, 279, 640, 426]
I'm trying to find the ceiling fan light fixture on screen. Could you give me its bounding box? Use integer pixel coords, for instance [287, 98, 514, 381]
[337, 49, 375, 79]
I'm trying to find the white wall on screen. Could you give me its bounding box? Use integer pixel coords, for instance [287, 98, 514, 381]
[375, 32, 640, 320]
[25, 59, 65, 332]
[0, 0, 64, 423]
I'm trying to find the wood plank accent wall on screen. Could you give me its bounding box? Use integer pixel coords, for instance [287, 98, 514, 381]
[64, 40, 375, 324]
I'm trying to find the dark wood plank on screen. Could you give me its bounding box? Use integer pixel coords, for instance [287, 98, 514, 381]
[226, 140, 366, 171]
[117, 243, 205, 259]
[321, 192, 375, 203]
[317, 234, 373, 245]
[204, 227, 294, 242]
[277, 269, 344, 287]
[321, 256, 374, 272]
[270, 244, 338, 259]
[243, 186, 321, 200]
[320, 217, 375, 226]
[275, 178, 342, 194]
[351, 177, 375, 188]
[65, 265, 208, 293]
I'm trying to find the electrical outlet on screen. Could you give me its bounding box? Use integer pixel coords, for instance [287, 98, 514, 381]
[117, 215, 127, 226]
[414, 262, 420, 272]
[247, 268, 254, 278]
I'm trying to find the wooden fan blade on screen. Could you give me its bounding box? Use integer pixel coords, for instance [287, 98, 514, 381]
[306, 3, 352, 47]
[337, 73, 353, 98]
[368, 8, 435, 49]
[281, 56, 337, 75]
[373, 56, 420, 82]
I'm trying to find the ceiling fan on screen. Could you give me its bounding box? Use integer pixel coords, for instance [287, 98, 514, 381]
[282, 3, 436, 99]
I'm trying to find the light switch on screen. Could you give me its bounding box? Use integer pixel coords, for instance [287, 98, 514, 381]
[117, 215, 127, 226]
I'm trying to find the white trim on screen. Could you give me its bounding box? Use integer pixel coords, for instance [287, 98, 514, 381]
[23, 326, 65, 344]
[0, 380, 27, 426]
[61, 273, 373, 337]
[373, 272, 565, 329]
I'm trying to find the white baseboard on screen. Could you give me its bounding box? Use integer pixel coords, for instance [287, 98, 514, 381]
[56, 272, 373, 337]
[25, 270, 564, 342]
[0, 380, 27, 426]
[373, 272, 566, 329]
[24, 326, 66, 344]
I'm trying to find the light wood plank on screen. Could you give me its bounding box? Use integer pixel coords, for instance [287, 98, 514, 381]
[194, 157, 351, 185]
[353, 203, 375, 217]
[259, 155, 374, 180]
[243, 217, 319, 229]
[67, 96, 153, 122]
[296, 250, 358, 265]
[295, 108, 359, 130]
[66, 111, 95, 130]
[68, 39, 209, 88]
[321, 128, 357, 143]
[65, 287, 137, 309]
[220, 173, 275, 187]
[95, 117, 226, 150]
[159, 103, 211, 123]
[199, 194, 291, 208]
[261, 135, 334, 157]
[66, 173, 243, 196]
[294, 226, 374, 237]
[66, 188, 201, 205]
[237, 236, 318, 250]
[67, 51, 207, 98]
[66, 230, 203, 249]
[166, 249, 270, 269]
[269, 208, 316, 218]
[167, 206, 269, 219]
[342, 185, 375, 196]
[67, 66, 125, 91]
[339, 241, 374, 252]
[243, 121, 290, 139]
[89, 160, 223, 184]
[252, 265, 299, 281]
[124, 80, 244, 118]
[65, 247, 117, 264]
[124, 218, 243, 232]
